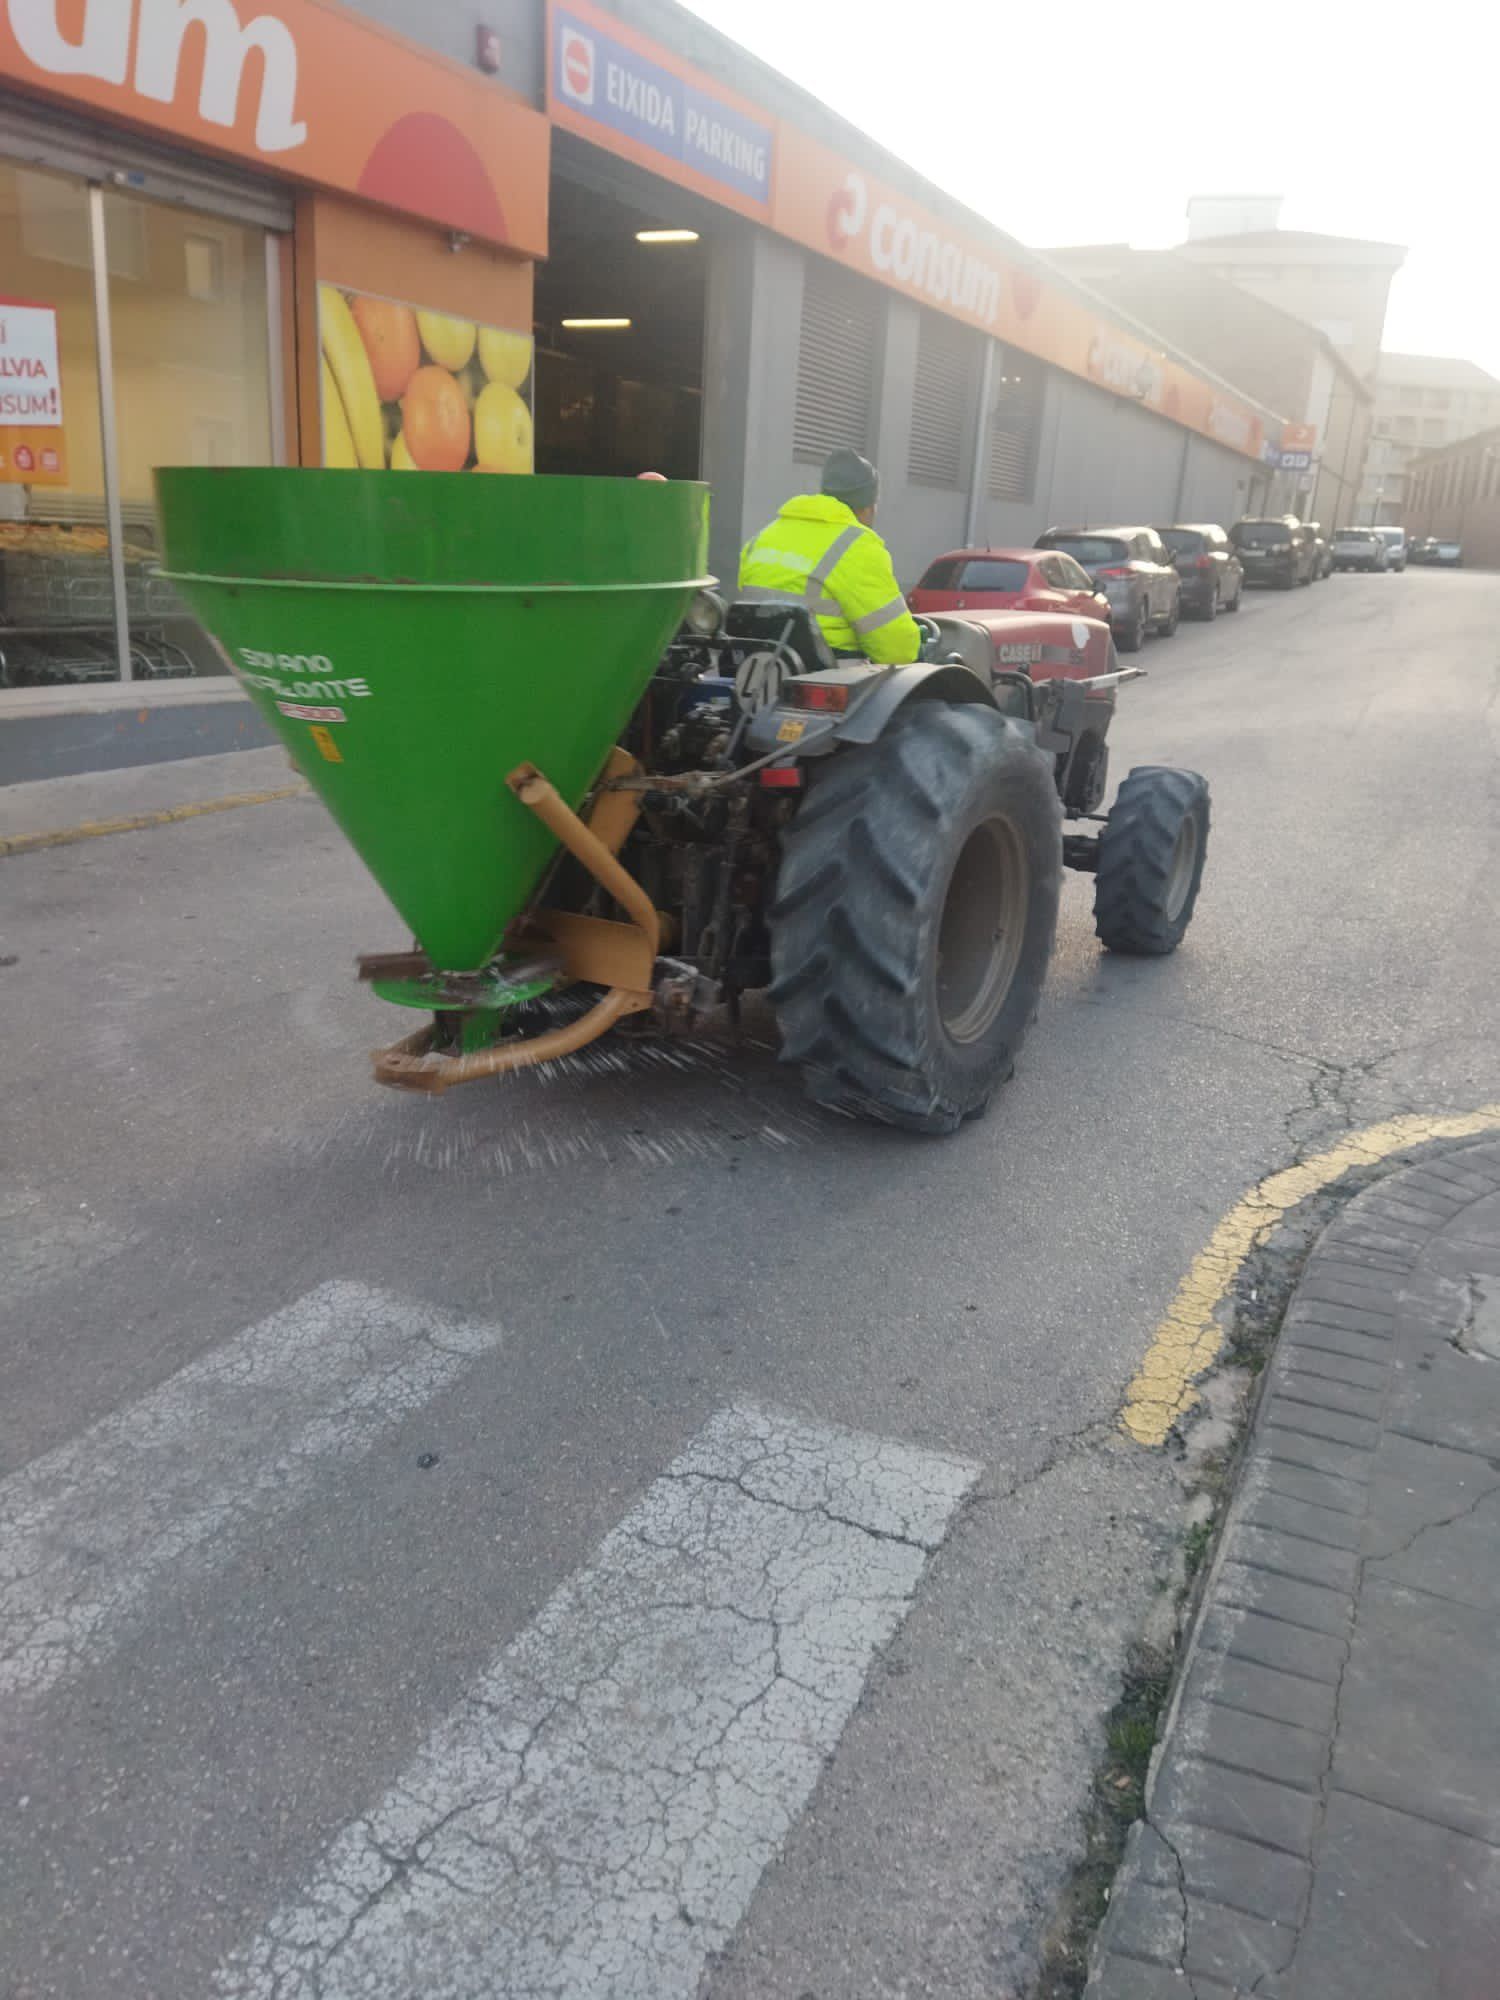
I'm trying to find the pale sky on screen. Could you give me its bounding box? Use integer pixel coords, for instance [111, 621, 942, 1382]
[680, 0, 1500, 378]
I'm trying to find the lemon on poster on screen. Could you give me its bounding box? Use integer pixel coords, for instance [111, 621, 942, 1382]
[477, 326, 533, 391]
[474, 381, 534, 474]
[416, 310, 477, 373]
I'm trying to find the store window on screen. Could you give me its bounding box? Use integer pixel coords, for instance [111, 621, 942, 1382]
[0, 164, 114, 690]
[0, 158, 277, 692]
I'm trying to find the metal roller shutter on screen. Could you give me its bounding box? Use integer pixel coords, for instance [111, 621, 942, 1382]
[908, 307, 979, 489]
[0, 89, 293, 231]
[794, 257, 880, 464]
[987, 352, 1043, 502]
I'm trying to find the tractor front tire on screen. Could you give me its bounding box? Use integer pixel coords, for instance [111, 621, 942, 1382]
[1094, 766, 1210, 956]
[771, 702, 1062, 1134]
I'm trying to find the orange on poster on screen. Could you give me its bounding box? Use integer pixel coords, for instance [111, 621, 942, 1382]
[0, 294, 68, 486]
[0, 0, 549, 255]
[319, 283, 534, 474]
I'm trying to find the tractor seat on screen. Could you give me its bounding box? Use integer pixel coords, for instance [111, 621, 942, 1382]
[726, 596, 840, 676]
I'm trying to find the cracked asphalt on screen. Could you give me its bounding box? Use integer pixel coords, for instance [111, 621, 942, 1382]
[2, 569, 1498, 1998]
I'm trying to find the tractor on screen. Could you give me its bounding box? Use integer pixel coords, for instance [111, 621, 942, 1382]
[156, 471, 1208, 1135]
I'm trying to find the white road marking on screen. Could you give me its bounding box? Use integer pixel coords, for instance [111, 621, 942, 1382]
[0, 1281, 502, 1704]
[214, 1403, 979, 2000]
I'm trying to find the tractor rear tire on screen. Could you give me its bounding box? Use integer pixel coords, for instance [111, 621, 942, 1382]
[771, 701, 1062, 1134]
[1093, 766, 1210, 956]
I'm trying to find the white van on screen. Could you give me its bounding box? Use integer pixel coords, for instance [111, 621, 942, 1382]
[1373, 526, 1408, 572]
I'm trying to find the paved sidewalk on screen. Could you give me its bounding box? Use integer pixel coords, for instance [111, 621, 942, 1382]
[1089, 1138, 1500, 1999]
[0, 743, 299, 849]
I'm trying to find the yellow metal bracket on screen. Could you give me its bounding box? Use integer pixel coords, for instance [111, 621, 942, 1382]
[371, 752, 660, 1094]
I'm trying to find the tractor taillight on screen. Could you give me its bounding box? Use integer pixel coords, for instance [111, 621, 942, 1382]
[787, 682, 851, 711]
[759, 764, 803, 789]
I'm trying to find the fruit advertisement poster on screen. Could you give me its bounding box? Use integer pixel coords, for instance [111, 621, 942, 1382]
[318, 284, 534, 475]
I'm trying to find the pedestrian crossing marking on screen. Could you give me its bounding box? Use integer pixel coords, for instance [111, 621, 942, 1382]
[213, 1403, 979, 2000]
[0, 1281, 504, 1704]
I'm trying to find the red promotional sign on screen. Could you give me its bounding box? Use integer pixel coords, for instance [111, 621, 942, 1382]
[0, 294, 69, 486]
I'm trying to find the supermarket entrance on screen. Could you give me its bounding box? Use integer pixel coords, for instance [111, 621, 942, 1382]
[534, 154, 707, 481]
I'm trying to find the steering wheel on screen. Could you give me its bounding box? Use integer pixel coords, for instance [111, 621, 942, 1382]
[914, 614, 943, 661]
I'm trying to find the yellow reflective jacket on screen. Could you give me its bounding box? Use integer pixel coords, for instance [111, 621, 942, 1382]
[738, 494, 922, 665]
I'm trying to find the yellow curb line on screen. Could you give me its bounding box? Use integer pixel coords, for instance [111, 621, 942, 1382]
[1121, 1103, 1500, 1448]
[0, 784, 308, 858]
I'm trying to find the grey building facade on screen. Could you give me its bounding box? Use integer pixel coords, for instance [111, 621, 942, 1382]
[1052, 246, 1373, 534]
[0, 0, 1283, 752]
[350, 0, 1280, 583]
[1361, 354, 1500, 524]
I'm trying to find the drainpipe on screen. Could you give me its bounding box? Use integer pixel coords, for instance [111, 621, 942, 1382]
[1334, 380, 1360, 529]
[964, 339, 997, 547]
[1171, 427, 1191, 520]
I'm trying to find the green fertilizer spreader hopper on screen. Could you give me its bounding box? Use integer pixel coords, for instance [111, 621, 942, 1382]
[155, 468, 712, 1090]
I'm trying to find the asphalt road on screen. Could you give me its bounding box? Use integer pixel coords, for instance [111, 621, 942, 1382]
[4, 570, 1498, 1999]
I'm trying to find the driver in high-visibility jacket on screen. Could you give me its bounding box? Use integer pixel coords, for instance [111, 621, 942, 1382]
[738, 448, 923, 665]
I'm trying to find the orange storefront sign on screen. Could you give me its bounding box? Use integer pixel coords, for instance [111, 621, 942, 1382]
[0, 0, 549, 255]
[773, 124, 1265, 460]
[775, 126, 1012, 342]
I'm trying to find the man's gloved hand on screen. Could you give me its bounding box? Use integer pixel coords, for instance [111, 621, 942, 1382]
[913, 614, 943, 662]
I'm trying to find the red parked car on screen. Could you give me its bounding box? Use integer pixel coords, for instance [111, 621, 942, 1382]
[909, 547, 1109, 621]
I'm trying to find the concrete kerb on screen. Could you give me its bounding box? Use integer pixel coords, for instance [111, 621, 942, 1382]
[0, 743, 308, 856]
[1082, 1132, 1500, 1999]
[0, 785, 308, 857]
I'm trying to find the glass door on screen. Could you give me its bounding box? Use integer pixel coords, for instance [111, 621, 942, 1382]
[0, 162, 121, 691]
[104, 188, 276, 678]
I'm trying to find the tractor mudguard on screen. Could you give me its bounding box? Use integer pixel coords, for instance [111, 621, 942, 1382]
[744, 662, 999, 761]
[832, 663, 999, 744]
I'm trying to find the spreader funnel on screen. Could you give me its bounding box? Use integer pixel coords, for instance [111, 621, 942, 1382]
[154, 469, 711, 971]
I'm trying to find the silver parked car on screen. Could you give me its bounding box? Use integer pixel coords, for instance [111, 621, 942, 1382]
[1331, 527, 1388, 572]
[1034, 525, 1182, 652]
